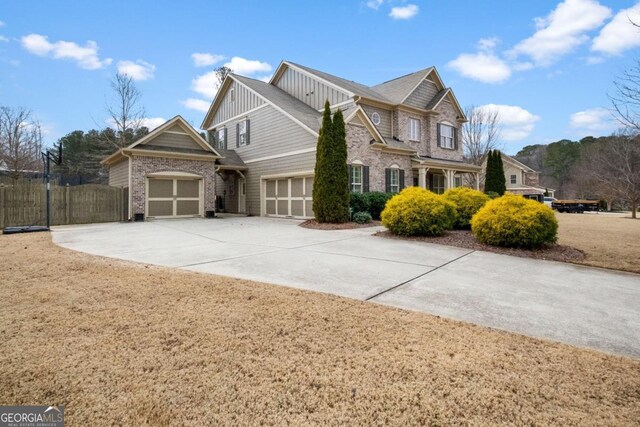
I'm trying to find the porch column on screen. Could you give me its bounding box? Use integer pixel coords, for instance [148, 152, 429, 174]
[475, 172, 480, 191]
[443, 169, 454, 190]
[418, 168, 428, 189]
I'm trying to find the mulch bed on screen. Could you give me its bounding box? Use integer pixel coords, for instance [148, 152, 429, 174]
[376, 229, 586, 263]
[300, 219, 382, 230]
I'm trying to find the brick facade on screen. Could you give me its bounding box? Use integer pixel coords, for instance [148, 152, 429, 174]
[346, 123, 413, 192]
[131, 156, 216, 216]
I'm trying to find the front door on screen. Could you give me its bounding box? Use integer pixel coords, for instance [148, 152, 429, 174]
[238, 177, 246, 213]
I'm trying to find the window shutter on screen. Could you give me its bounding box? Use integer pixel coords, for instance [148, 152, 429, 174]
[385, 168, 391, 193]
[245, 119, 250, 145]
[363, 166, 370, 192]
[399, 170, 405, 189]
[436, 124, 441, 148]
[453, 127, 458, 150]
[236, 123, 239, 148]
[223, 129, 227, 150]
[429, 173, 434, 190]
[348, 165, 353, 191]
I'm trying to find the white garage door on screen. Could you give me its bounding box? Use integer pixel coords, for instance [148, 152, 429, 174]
[147, 177, 202, 218]
[264, 176, 313, 219]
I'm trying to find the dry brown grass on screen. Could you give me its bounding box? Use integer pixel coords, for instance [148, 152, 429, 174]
[1, 233, 639, 426]
[557, 212, 640, 274]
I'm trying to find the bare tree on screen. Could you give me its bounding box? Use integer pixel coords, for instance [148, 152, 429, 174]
[106, 73, 146, 148]
[462, 105, 502, 188]
[611, 59, 640, 132]
[581, 132, 640, 218]
[0, 107, 44, 183]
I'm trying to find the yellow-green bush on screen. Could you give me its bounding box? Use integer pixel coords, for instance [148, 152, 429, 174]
[443, 187, 490, 229]
[471, 194, 558, 248]
[381, 187, 457, 237]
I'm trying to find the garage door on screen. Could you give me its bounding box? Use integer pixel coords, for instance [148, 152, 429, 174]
[147, 177, 201, 218]
[265, 176, 313, 219]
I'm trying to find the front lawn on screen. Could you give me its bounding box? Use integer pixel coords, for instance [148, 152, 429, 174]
[1, 233, 639, 425]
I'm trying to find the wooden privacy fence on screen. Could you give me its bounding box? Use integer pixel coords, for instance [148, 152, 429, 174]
[0, 183, 128, 228]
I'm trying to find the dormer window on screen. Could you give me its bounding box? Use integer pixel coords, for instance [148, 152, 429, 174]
[371, 112, 381, 125]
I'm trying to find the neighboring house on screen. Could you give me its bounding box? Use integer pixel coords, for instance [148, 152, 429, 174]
[102, 116, 221, 220]
[201, 60, 481, 219]
[482, 152, 555, 198]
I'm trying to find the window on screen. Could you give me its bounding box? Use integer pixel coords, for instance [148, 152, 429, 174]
[439, 123, 454, 148]
[217, 128, 226, 150]
[351, 165, 363, 193]
[371, 112, 381, 125]
[408, 118, 421, 141]
[454, 175, 462, 188]
[510, 174, 517, 184]
[431, 174, 445, 194]
[238, 120, 247, 146]
[390, 169, 400, 193]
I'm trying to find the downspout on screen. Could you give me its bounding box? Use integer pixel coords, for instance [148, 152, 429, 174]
[122, 150, 133, 221]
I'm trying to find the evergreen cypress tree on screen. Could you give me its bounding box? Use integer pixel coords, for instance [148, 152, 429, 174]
[484, 149, 496, 194]
[330, 108, 350, 223]
[494, 150, 507, 195]
[313, 101, 334, 222]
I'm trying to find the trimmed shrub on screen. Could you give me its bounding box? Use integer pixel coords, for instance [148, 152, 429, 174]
[486, 191, 500, 199]
[350, 192, 368, 216]
[365, 192, 393, 220]
[471, 194, 558, 248]
[381, 187, 457, 237]
[443, 187, 490, 229]
[353, 211, 372, 224]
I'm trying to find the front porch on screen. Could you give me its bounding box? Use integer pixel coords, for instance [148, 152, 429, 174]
[412, 157, 482, 194]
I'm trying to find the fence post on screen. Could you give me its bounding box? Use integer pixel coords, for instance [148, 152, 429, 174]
[0, 184, 4, 229]
[65, 184, 70, 225]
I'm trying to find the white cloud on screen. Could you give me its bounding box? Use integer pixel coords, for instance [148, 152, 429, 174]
[223, 56, 272, 75]
[21, 33, 112, 70]
[586, 55, 605, 64]
[592, 2, 640, 55]
[479, 104, 541, 141]
[0, 35, 8, 43]
[106, 116, 165, 131]
[366, 0, 384, 10]
[389, 4, 419, 20]
[182, 98, 211, 113]
[117, 60, 155, 81]
[191, 52, 225, 67]
[477, 37, 499, 51]
[570, 108, 613, 132]
[509, 0, 612, 66]
[191, 70, 220, 99]
[448, 52, 511, 84]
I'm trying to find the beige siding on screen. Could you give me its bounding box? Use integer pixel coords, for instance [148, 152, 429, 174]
[361, 105, 392, 137]
[244, 151, 316, 216]
[212, 79, 265, 126]
[405, 79, 439, 109]
[504, 162, 524, 188]
[109, 159, 129, 187]
[215, 172, 239, 213]
[145, 132, 204, 150]
[275, 67, 350, 110]
[225, 104, 317, 162]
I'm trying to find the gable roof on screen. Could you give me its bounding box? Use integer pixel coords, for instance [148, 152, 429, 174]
[280, 61, 392, 104]
[371, 68, 434, 104]
[231, 74, 322, 134]
[101, 116, 220, 165]
[501, 152, 536, 173]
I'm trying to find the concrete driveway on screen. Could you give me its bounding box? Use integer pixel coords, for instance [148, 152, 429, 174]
[53, 216, 640, 358]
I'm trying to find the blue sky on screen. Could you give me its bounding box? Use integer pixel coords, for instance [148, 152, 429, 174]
[1, 0, 639, 154]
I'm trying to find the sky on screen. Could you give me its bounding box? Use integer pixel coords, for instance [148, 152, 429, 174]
[1, 0, 640, 155]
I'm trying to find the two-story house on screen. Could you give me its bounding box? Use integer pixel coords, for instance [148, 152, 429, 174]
[103, 60, 481, 220]
[201, 60, 481, 218]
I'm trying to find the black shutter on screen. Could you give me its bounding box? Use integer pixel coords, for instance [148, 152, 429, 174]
[363, 166, 369, 192]
[385, 168, 391, 193]
[245, 119, 250, 145]
[436, 123, 441, 148]
[236, 123, 239, 148]
[453, 127, 458, 150]
[429, 173, 434, 191]
[399, 170, 405, 189]
[348, 165, 353, 192]
[223, 128, 227, 150]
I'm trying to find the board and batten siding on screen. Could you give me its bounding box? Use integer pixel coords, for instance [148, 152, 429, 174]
[224, 104, 317, 162]
[211, 79, 265, 127]
[404, 78, 439, 110]
[243, 150, 316, 216]
[145, 132, 203, 150]
[361, 105, 392, 137]
[275, 67, 350, 110]
[109, 159, 129, 187]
